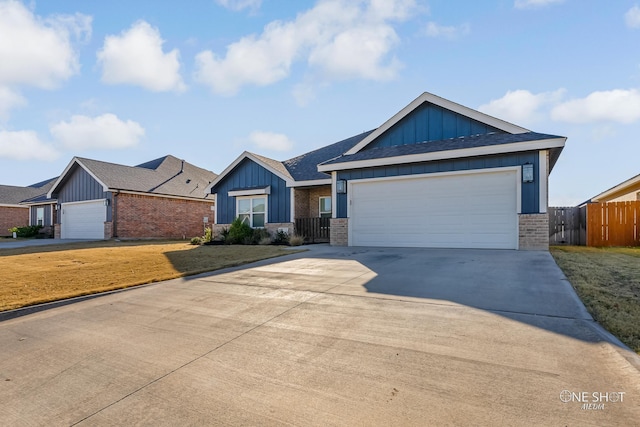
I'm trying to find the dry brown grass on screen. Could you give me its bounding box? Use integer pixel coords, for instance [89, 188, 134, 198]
[0, 240, 301, 312]
[550, 246, 640, 353]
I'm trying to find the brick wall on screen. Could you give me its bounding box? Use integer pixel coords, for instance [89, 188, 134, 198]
[519, 213, 549, 250]
[0, 206, 29, 237]
[294, 185, 331, 219]
[115, 193, 215, 239]
[330, 218, 348, 246]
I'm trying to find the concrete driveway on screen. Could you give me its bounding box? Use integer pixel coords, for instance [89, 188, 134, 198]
[1, 246, 639, 426]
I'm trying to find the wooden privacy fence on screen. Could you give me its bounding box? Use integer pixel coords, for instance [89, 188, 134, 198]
[295, 217, 330, 243]
[587, 201, 640, 247]
[549, 206, 586, 245]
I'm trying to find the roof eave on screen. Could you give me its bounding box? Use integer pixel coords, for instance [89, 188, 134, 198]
[591, 173, 640, 202]
[205, 152, 293, 193]
[318, 137, 566, 173]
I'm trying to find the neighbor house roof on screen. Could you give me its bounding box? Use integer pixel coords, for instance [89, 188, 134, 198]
[587, 172, 640, 203]
[319, 132, 566, 172]
[48, 155, 217, 200]
[0, 177, 58, 206]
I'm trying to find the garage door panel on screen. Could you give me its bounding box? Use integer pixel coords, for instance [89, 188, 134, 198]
[350, 170, 518, 249]
[61, 201, 106, 239]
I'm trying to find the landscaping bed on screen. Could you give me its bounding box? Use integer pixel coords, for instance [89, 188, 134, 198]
[550, 246, 640, 353]
[0, 240, 301, 312]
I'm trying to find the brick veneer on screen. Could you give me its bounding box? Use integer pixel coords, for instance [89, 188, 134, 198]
[330, 218, 348, 246]
[266, 222, 294, 236]
[114, 193, 215, 239]
[294, 186, 331, 219]
[0, 206, 28, 237]
[518, 213, 549, 250]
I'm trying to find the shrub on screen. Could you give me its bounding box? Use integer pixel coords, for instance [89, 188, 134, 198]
[190, 236, 203, 245]
[289, 234, 305, 246]
[8, 225, 43, 238]
[226, 218, 253, 244]
[203, 227, 212, 243]
[251, 228, 270, 244]
[273, 230, 289, 245]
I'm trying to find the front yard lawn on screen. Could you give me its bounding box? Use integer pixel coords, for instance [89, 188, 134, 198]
[0, 240, 301, 312]
[550, 246, 640, 354]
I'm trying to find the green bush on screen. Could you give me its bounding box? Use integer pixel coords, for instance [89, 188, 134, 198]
[203, 227, 212, 242]
[190, 236, 203, 245]
[226, 217, 253, 244]
[8, 225, 42, 238]
[251, 228, 270, 244]
[273, 230, 289, 245]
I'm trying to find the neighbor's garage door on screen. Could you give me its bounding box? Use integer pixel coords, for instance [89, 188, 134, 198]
[349, 169, 518, 249]
[61, 200, 106, 239]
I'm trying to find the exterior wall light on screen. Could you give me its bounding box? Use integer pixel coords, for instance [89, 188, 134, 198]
[522, 163, 534, 183]
[336, 179, 347, 194]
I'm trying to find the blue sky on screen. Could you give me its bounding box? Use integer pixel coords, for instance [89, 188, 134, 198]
[0, 0, 639, 205]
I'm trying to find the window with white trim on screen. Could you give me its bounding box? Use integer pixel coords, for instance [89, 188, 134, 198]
[319, 196, 332, 218]
[237, 196, 266, 227]
[36, 207, 44, 226]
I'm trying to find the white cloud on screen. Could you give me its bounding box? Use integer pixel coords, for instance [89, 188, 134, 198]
[194, 0, 415, 95]
[424, 22, 470, 39]
[625, 5, 640, 29]
[551, 89, 640, 124]
[97, 21, 186, 92]
[514, 0, 564, 9]
[0, 0, 91, 89]
[248, 131, 294, 152]
[0, 87, 26, 120]
[0, 130, 58, 161]
[50, 114, 145, 150]
[214, 0, 261, 12]
[478, 89, 565, 125]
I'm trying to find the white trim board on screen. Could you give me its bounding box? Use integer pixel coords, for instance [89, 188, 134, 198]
[0, 203, 28, 208]
[319, 138, 566, 172]
[346, 92, 530, 155]
[205, 152, 293, 192]
[228, 186, 271, 197]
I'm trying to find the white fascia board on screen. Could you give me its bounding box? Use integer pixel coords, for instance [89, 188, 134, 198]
[116, 189, 214, 202]
[539, 150, 548, 213]
[289, 179, 331, 187]
[228, 186, 271, 197]
[204, 152, 292, 193]
[319, 137, 566, 173]
[0, 203, 28, 208]
[47, 157, 109, 198]
[591, 173, 640, 202]
[345, 92, 531, 155]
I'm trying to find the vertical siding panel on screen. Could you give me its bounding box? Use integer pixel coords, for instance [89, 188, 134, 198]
[442, 110, 457, 139]
[428, 105, 443, 141]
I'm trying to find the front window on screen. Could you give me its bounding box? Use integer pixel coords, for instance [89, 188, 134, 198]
[36, 207, 44, 226]
[319, 196, 332, 218]
[237, 196, 266, 227]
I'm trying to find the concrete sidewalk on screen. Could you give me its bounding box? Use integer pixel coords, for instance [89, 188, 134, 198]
[1, 246, 638, 426]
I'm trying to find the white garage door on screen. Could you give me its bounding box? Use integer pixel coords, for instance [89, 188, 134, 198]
[61, 200, 106, 239]
[349, 169, 518, 249]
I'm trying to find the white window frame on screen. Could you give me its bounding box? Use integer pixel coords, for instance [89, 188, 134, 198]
[236, 196, 267, 228]
[319, 196, 332, 218]
[36, 207, 45, 226]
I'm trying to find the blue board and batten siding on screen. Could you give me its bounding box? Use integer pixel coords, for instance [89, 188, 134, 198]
[336, 154, 541, 218]
[366, 102, 504, 150]
[213, 158, 290, 224]
[30, 206, 53, 226]
[53, 166, 112, 223]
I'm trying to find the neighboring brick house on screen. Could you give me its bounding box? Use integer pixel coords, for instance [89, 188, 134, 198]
[210, 91, 566, 250]
[47, 155, 217, 239]
[0, 178, 57, 237]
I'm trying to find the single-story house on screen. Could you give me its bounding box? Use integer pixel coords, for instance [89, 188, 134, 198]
[585, 172, 640, 203]
[0, 178, 57, 237]
[210, 91, 566, 250]
[48, 155, 217, 239]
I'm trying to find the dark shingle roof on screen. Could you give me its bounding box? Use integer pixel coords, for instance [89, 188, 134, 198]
[320, 132, 563, 166]
[283, 130, 374, 181]
[0, 177, 58, 205]
[58, 155, 217, 199]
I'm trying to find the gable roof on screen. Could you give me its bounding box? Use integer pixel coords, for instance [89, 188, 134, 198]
[48, 155, 217, 200]
[346, 92, 530, 155]
[588, 172, 640, 203]
[319, 132, 566, 172]
[206, 151, 294, 193]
